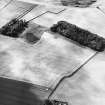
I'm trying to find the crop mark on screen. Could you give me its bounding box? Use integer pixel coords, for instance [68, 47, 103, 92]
[27, 8, 66, 22]
[17, 5, 36, 19]
[0, 5, 66, 91]
[47, 8, 66, 14]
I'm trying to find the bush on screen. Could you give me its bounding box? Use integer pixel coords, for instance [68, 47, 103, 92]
[24, 32, 39, 44]
[44, 99, 68, 105]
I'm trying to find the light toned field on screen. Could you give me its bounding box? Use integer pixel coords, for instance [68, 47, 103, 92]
[16, 0, 100, 7]
[0, 31, 95, 89]
[51, 52, 105, 105]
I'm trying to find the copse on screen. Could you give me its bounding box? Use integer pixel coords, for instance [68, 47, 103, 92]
[0, 18, 28, 38]
[50, 21, 105, 52]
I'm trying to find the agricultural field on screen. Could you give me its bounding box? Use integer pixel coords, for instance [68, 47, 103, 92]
[0, 0, 105, 105]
